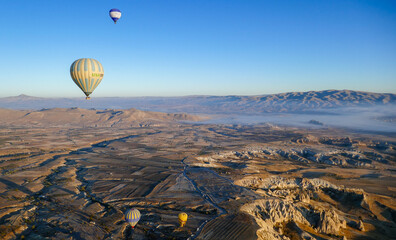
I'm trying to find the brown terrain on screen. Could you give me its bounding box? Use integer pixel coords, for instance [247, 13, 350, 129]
[0, 108, 395, 240]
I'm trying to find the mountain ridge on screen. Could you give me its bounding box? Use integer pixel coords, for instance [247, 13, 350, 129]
[1, 90, 395, 114]
[0, 108, 202, 128]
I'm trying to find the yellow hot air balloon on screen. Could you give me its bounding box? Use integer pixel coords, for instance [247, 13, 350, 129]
[178, 212, 188, 227]
[70, 58, 104, 99]
[125, 208, 141, 228]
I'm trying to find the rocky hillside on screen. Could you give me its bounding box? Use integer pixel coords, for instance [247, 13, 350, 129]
[1, 90, 395, 113]
[192, 134, 396, 240]
[0, 108, 202, 128]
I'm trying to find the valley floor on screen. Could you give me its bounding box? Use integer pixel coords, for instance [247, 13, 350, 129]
[0, 123, 395, 239]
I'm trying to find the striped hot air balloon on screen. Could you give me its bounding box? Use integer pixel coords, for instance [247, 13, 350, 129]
[178, 212, 188, 227]
[70, 58, 104, 100]
[125, 208, 141, 228]
[109, 8, 122, 24]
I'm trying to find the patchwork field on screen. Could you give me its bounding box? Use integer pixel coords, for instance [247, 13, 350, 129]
[0, 120, 395, 239]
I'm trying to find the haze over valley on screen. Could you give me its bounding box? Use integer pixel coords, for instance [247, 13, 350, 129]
[0, 90, 395, 239]
[2, 90, 395, 133]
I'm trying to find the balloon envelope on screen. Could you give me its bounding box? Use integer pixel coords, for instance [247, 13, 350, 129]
[109, 8, 121, 23]
[178, 212, 188, 227]
[70, 58, 104, 99]
[125, 208, 141, 228]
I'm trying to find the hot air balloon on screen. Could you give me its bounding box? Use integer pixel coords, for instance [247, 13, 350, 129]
[125, 208, 141, 228]
[178, 212, 188, 227]
[109, 9, 122, 24]
[70, 58, 104, 100]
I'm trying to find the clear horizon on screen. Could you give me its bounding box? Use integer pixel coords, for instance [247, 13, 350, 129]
[1, 0, 395, 98]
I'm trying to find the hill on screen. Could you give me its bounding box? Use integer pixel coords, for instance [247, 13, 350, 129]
[0, 90, 395, 114]
[0, 108, 202, 128]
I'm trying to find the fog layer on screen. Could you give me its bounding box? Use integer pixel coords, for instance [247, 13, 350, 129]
[201, 106, 396, 133]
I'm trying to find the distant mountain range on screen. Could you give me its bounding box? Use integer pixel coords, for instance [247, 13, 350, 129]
[0, 90, 395, 114]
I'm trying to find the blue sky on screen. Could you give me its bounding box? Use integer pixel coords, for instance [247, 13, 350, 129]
[0, 0, 395, 97]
